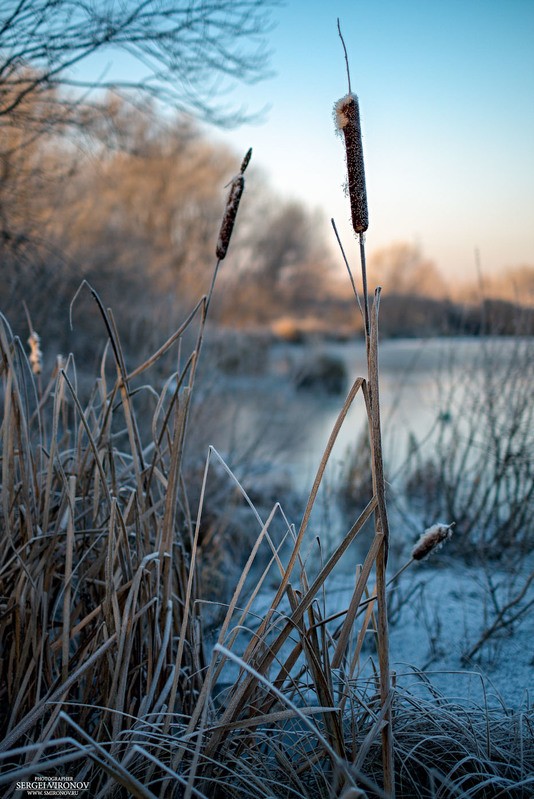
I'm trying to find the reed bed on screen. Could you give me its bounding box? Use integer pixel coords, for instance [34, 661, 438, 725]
[0, 291, 393, 796]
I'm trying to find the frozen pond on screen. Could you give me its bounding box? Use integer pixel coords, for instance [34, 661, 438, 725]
[200, 335, 532, 494]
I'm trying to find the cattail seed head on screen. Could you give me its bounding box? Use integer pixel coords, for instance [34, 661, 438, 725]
[412, 522, 454, 561]
[216, 175, 244, 260]
[215, 147, 252, 261]
[28, 331, 42, 375]
[334, 93, 368, 235]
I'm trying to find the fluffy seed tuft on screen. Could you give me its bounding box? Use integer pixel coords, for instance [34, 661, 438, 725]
[412, 522, 454, 561]
[28, 331, 42, 375]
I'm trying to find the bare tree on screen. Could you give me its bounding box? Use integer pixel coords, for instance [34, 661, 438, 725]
[368, 241, 447, 299]
[0, 0, 276, 134]
[0, 95, 243, 346]
[0, 0, 277, 344]
[54, 99, 237, 294]
[230, 199, 332, 321]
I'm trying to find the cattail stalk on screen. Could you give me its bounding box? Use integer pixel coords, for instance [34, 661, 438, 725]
[335, 25, 391, 787]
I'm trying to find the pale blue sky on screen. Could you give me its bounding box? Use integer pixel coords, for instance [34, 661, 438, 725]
[73, 0, 534, 283]
[210, 0, 534, 282]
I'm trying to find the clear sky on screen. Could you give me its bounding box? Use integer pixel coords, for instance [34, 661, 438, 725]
[209, 0, 534, 283]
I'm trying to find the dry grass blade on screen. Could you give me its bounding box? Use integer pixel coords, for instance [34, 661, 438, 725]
[177, 498, 290, 762]
[213, 644, 359, 792]
[366, 289, 394, 793]
[0, 636, 117, 753]
[331, 533, 382, 669]
[239, 377, 365, 658]
[62, 476, 76, 684]
[58, 713, 159, 799]
[204, 495, 377, 761]
[130, 746, 210, 799]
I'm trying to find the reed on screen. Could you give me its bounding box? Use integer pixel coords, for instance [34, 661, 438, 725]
[334, 20, 396, 793]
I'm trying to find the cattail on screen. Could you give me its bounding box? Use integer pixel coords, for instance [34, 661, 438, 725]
[412, 522, 454, 561]
[28, 331, 42, 375]
[335, 93, 368, 234]
[216, 147, 252, 260]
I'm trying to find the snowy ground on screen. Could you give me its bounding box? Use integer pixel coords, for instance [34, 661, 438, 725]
[332, 561, 534, 709]
[208, 556, 534, 712]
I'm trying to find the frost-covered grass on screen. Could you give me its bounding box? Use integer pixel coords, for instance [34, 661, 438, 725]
[2, 286, 533, 798]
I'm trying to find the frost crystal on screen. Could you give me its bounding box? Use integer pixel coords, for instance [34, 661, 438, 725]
[334, 92, 359, 130]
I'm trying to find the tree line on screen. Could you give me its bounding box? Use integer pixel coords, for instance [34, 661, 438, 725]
[1, 0, 531, 361]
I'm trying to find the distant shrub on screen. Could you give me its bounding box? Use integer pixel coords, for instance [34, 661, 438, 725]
[271, 316, 305, 342]
[207, 328, 270, 375]
[293, 352, 348, 395]
[399, 337, 533, 560]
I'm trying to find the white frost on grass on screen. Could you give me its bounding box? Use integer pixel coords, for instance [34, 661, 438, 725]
[211, 560, 533, 711]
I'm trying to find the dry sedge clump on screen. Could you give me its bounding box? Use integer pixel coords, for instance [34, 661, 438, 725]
[27, 330, 42, 374]
[216, 147, 252, 260]
[412, 522, 455, 560]
[335, 93, 368, 234]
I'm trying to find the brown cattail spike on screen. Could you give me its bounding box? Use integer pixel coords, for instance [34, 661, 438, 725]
[412, 522, 455, 561]
[240, 147, 252, 175]
[335, 93, 368, 235]
[28, 331, 42, 375]
[216, 148, 252, 261]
